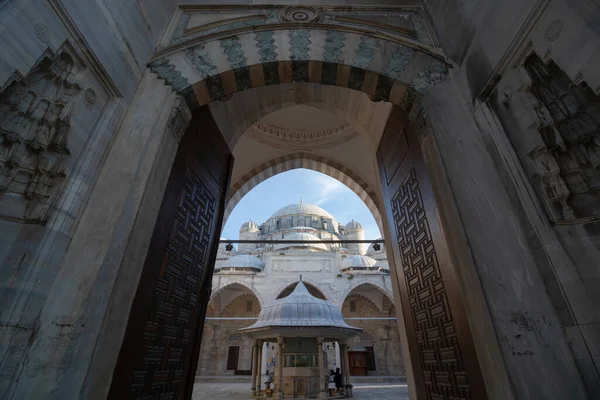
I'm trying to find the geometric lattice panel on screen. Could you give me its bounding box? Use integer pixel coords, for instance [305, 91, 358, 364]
[391, 168, 471, 400]
[130, 168, 216, 399]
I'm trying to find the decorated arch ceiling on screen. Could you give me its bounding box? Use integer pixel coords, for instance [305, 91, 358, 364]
[149, 5, 449, 110]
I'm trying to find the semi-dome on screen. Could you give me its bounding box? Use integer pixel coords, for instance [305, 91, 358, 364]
[240, 220, 259, 233]
[216, 254, 264, 271]
[344, 220, 363, 231]
[269, 202, 334, 220]
[274, 232, 328, 251]
[340, 254, 378, 271]
[239, 280, 361, 335]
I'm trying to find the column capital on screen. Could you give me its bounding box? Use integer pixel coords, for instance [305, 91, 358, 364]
[277, 336, 284, 345]
[316, 336, 325, 345]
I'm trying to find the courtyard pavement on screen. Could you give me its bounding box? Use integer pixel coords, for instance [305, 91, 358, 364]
[192, 382, 409, 400]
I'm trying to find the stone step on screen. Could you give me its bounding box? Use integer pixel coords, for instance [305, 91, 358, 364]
[195, 375, 406, 384]
[195, 375, 252, 383]
[349, 376, 406, 384]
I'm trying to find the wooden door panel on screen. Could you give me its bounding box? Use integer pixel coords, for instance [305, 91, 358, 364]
[108, 106, 232, 399]
[377, 107, 486, 400]
[227, 346, 240, 371]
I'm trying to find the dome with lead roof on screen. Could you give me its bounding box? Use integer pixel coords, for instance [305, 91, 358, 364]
[240, 220, 259, 233]
[340, 254, 378, 272]
[216, 254, 264, 272]
[270, 202, 334, 220]
[239, 280, 361, 338]
[344, 220, 363, 231]
[274, 232, 328, 252]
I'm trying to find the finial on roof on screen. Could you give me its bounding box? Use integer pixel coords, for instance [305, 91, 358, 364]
[300, 197, 303, 204]
[299, 274, 303, 282]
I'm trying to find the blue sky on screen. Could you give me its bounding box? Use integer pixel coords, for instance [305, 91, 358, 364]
[221, 169, 381, 240]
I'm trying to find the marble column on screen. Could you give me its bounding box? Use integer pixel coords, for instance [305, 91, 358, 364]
[317, 337, 326, 400]
[276, 337, 285, 399]
[251, 341, 259, 396]
[257, 341, 263, 396]
[342, 342, 353, 397]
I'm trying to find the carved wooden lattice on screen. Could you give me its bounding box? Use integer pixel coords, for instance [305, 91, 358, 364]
[130, 168, 215, 398]
[391, 168, 470, 400]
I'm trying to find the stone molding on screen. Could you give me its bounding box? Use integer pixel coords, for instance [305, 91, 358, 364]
[246, 121, 356, 150]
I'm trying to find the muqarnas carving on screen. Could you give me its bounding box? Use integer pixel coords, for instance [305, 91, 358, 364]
[0, 43, 84, 223]
[524, 54, 600, 221]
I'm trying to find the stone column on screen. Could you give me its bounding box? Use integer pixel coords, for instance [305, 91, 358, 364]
[276, 337, 285, 399]
[335, 341, 341, 369]
[317, 337, 326, 400]
[251, 341, 259, 396]
[257, 341, 263, 396]
[342, 341, 353, 397]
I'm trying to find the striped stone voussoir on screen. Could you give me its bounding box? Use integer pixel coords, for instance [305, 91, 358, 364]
[224, 152, 383, 233]
[176, 60, 412, 111]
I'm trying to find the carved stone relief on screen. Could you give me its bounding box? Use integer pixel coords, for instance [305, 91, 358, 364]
[498, 54, 600, 222]
[0, 43, 84, 223]
[408, 96, 434, 144]
[167, 96, 192, 143]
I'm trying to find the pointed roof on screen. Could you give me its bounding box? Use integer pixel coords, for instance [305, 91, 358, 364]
[239, 280, 361, 339]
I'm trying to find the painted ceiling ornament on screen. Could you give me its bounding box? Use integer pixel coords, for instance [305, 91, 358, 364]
[34, 23, 50, 44]
[280, 6, 322, 23]
[545, 20, 563, 42]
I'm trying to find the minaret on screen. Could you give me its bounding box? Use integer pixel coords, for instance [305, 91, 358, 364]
[343, 220, 365, 254]
[239, 219, 259, 253]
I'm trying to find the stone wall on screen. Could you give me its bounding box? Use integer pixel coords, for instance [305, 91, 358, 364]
[0, 0, 178, 397]
[196, 290, 404, 377]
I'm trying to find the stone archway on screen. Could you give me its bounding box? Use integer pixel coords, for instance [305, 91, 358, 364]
[224, 152, 383, 232]
[209, 282, 264, 310]
[340, 282, 402, 377]
[337, 281, 395, 309]
[199, 283, 262, 376]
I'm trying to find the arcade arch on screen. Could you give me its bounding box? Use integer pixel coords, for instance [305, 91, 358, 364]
[224, 151, 384, 232]
[198, 283, 262, 376]
[341, 283, 403, 377]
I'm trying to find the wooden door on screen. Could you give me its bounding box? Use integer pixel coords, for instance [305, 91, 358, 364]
[348, 352, 367, 376]
[108, 106, 232, 399]
[377, 107, 486, 399]
[227, 346, 240, 371]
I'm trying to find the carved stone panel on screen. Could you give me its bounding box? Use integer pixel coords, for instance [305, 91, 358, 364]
[498, 54, 600, 222]
[0, 43, 84, 223]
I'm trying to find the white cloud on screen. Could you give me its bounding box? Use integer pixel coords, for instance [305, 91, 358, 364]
[310, 174, 346, 206]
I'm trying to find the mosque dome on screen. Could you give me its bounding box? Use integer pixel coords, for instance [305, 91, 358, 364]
[374, 260, 390, 273]
[340, 254, 378, 272]
[270, 202, 334, 220]
[239, 280, 360, 333]
[366, 238, 385, 255]
[240, 220, 259, 233]
[216, 254, 264, 272]
[274, 232, 328, 252]
[344, 220, 363, 231]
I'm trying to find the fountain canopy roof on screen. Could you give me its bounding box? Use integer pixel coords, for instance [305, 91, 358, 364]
[239, 279, 361, 340]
